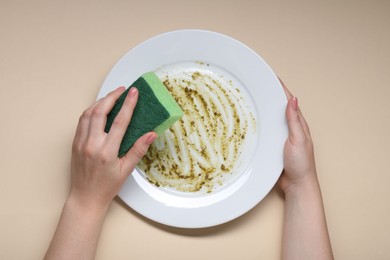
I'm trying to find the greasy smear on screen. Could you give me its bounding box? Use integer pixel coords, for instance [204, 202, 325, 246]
[138, 69, 254, 193]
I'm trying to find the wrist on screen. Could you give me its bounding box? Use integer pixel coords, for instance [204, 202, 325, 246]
[66, 191, 110, 218]
[283, 173, 321, 200]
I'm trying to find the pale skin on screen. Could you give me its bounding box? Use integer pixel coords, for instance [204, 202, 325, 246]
[44, 82, 333, 260]
[44, 86, 157, 260]
[279, 81, 334, 260]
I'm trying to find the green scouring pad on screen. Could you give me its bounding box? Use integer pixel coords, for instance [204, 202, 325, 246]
[105, 72, 183, 157]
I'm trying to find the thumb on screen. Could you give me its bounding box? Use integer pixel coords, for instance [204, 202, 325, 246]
[286, 97, 306, 144]
[121, 132, 157, 174]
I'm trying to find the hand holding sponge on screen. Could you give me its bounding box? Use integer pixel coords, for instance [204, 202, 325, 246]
[105, 72, 183, 157]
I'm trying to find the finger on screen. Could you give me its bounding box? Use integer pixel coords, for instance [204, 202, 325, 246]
[73, 95, 106, 147]
[73, 108, 92, 150]
[278, 78, 312, 141]
[297, 107, 312, 141]
[88, 86, 126, 138]
[83, 86, 121, 114]
[107, 87, 138, 148]
[278, 77, 293, 100]
[286, 97, 306, 144]
[121, 132, 157, 174]
[73, 87, 126, 151]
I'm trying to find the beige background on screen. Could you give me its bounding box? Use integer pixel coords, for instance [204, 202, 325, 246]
[1, 0, 389, 259]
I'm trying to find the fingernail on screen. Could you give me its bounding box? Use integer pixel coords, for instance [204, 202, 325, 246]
[292, 97, 298, 111]
[129, 87, 138, 97]
[146, 133, 157, 145]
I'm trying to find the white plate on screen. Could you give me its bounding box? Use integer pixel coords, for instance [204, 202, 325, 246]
[97, 30, 288, 228]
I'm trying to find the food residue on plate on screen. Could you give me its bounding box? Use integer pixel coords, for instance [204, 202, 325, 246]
[138, 66, 255, 193]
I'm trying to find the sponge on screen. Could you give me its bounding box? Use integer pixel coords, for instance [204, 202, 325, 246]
[105, 72, 183, 157]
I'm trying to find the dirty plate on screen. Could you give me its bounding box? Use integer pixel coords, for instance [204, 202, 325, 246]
[97, 30, 287, 228]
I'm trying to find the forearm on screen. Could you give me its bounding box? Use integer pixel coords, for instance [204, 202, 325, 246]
[281, 175, 334, 260]
[44, 194, 109, 260]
